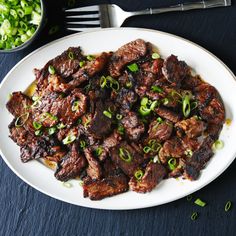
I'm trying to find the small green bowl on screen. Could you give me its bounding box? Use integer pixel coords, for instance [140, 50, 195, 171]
[0, 0, 46, 53]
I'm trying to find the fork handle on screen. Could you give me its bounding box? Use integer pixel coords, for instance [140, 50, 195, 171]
[130, 0, 231, 16]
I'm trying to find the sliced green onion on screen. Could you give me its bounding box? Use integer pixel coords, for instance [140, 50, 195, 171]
[48, 25, 59, 35]
[68, 51, 74, 60]
[86, 55, 95, 61]
[83, 116, 91, 128]
[127, 63, 139, 72]
[224, 201, 232, 212]
[150, 100, 159, 110]
[194, 198, 206, 207]
[119, 148, 132, 162]
[103, 110, 112, 119]
[182, 95, 191, 117]
[117, 125, 125, 135]
[72, 100, 80, 112]
[212, 140, 224, 150]
[151, 85, 163, 93]
[62, 134, 76, 145]
[80, 140, 86, 149]
[168, 158, 177, 170]
[62, 182, 73, 188]
[191, 212, 198, 221]
[150, 141, 162, 152]
[191, 101, 198, 110]
[40, 112, 58, 122]
[152, 52, 160, 59]
[57, 123, 66, 129]
[162, 98, 169, 105]
[15, 113, 29, 127]
[48, 65, 55, 75]
[35, 130, 42, 136]
[186, 195, 193, 201]
[143, 146, 152, 153]
[100, 76, 107, 88]
[185, 149, 193, 157]
[134, 170, 144, 180]
[141, 97, 149, 106]
[33, 121, 42, 130]
[156, 117, 163, 124]
[110, 80, 120, 91]
[79, 61, 85, 67]
[125, 81, 132, 88]
[48, 127, 57, 136]
[139, 106, 151, 116]
[31, 99, 41, 109]
[95, 147, 103, 157]
[116, 114, 123, 120]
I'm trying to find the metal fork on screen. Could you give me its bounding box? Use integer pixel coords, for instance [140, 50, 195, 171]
[64, 0, 231, 31]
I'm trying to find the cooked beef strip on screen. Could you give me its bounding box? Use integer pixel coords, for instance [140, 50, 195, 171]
[84, 148, 102, 180]
[55, 143, 87, 181]
[162, 55, 190, 87]
[148, 119, 173, 142]
[155, 107, 181, 123]
[109, 39, 147, 77]
[88, 100, 113, 139]
[183, 136, 214, 180]
[129, 162, 167, 193]
[159, 137, 185, 164]
[111, 141, 144, 177]
[83, 173, 129, 200]
[175, 116, 206, 138]
[121, 112, 145, 141]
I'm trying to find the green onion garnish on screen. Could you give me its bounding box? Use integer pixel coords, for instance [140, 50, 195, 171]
[182, 95, 191, 117]
[83, 116, 91, 128]
[134, 170, 144, 180]
[33, 121, 42, 130]
[119, 148, 132, 162]
[191, 101, 198, 110]
[151, 52, 160, 59]
[48, 127, 57, 136]
[62, 134, 76, 145]
[141, 97, 149, 106]
[127, 63, 139, 72]
[148, 140, 162, 152]
[162, 98, 169, 105]
[103, 110, 112, 119]
[116, 114, 123, 120]
[40, 112, 58, 122]
[139, 106, 151, 116]
[100, 76, 107, 88]
[35, 130, 42, 136]
[143, 146, 152, 153]
[48, 65, 55, 75]
[95, 147, 103, 157]
[194, 198, 206, 207]
[71, 100, 80, 112]
[117, 125, 125, 135]
[185, 149, 193, 157]
[224, 201, 232, 212]
[68, 51, 74, 60]
[86, 55, 95, 61]
[150, 100, 158, 111]
[168, 158, 177, 170]
[80, 140, 86, 149]
[186, 195, 193, 201]
[57, 123, 66, 129]
[156, 117, 163, 123]
[31, 97, 41, 109]
[125, 81, 132, 88]
[62, 182, 72, 188]
[151, 85, 163, 93]
[79, 61, 85, 67]
[212, 140, 224, 150]
[191, 212, 198, 221]
[15, 113, 29, 127]
[110, 80, 119, 91]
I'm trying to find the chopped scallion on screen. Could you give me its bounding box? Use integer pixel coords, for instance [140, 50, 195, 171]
[182, 95, 191, 117]
[194, 198, 206, 207]
[151, 52, 160, 59]
[127, 63, 139, 72]
[168, 158, 177, 170]
[62, 134, 76, 145]
[119, 148, 132, 162]
[103, 110, 112, 119]
[151, 85, 163, 93]
[48, 65, 55, 75]
[116, 114, 123, 120]
[48, 127, 57, 136]
[191, 212, 198, 221]
[15, 112, 29, 127]
[72, 100, 80, 112]
[143, 146, 152, 153]
[212, 140, 224, 150]
[134, 170, 144, 180]
[33, 121, 42, 130]
[224, 201, 232, 212]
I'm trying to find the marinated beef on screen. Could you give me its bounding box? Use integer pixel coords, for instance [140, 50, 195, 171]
[155, 107, 181, 123]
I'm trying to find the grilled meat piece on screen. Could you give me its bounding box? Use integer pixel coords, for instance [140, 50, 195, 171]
[148, 119, 173, 141]
[111, 141, 144, 177]
[88, 101, 113, 139]
[121, 112, 145, 141]
[84, 148, 102, 180]
[109, 39, 147, 77]
[83, 173, 129, 200]
[162, 55, 190, 87]
[115, 88, 138, 112]
[159, 137, 185, 164]
[183, 136, 214, 180]
[175, 117, 206, 138]
[129, 162, 167, 193]
[155, 107, 181, 123]
[55, 143, 87, 181]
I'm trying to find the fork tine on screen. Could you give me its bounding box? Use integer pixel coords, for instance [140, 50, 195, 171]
[65, 5, 99, 13]
[66, 27, 101, 32]
[65, 13, 100, 19]
[66, 20, 100, 25]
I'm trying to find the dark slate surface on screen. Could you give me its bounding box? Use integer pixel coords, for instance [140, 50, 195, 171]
[0, 1, 236, 236]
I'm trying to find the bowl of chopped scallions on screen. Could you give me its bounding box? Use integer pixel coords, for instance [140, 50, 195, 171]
[0, 0, 44, 52]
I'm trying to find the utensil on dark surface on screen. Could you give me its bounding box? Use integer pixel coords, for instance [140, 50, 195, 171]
[64, 0, 231, 31]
